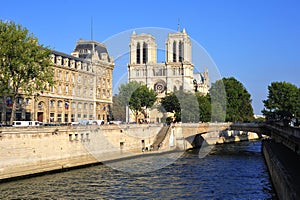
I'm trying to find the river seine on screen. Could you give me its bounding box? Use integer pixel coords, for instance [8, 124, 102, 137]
[0, 140, 276, 199]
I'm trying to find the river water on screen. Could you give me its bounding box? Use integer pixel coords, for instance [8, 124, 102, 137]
[0, 140, 276, 199]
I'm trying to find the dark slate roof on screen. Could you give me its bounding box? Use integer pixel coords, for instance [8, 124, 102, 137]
[52, 50, 87, 63]
[73, 40, 110, 62]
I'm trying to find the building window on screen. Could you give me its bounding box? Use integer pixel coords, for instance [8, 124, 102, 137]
[90, 88, 93, 97]
[143, 42, 148, 64]
[77, 87, 81, 96]
[136, 69, 140, 77]
[72, 87, 75, 95]
[89, 115, 93, 120]
[50, 113, 54, 122]
[78, 75, 81, 83]
[64, 114, 68, 123]
[57, 70, 61, 80]
[25, 98, 31, 105]
[173, 41, 177, 62]
[97, 89, 101, 98]
[65, 85, 69, 95]
[78, 114, 81, 119]
[179, 41, 184, 62]
[136, 42, 140, 64]
[16, 97, 23, 105]
[90, 103, 93, 110]
[83, 114, 87, 119]
[38, 102, 43, 109]
[58, 84, 62, 94]
[66, 72, 69, 81]
[72, 73, 75, 82]
[78, 103, 82, 109]
[50, 100, 55, 107]
[57, 114, 62, 122]
[71, 114, 75, 122]
[72, 102, 76, 109]
[58, 101, 62, 107]
[84, 103, 87, 109]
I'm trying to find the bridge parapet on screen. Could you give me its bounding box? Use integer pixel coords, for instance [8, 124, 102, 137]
[230, 122, 300, 154]
[175, 122, 231, 138]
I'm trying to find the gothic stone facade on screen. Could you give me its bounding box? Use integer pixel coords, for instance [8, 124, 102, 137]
[128, 29, 209, 122]
[0, 39, 114, 124]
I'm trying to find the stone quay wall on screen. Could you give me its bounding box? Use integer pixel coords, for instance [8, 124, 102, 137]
[262, 139, 300, 200]
[0, 124, 162, 181]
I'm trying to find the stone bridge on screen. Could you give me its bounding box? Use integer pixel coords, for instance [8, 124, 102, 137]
[176, 122, 231, 138]
[230, 122, 300, 154]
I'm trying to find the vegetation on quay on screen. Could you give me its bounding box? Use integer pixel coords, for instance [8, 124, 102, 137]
[262, 81, 300, 126]
[113, 77, 254, 123]
[0, 20, 55, 124]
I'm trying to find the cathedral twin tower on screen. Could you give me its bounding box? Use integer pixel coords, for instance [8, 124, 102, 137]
[128, 28, 209, 97]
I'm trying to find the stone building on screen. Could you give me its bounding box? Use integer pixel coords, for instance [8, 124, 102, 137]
[127, 29, 209, 122]
[128, 29, 209, 97]
[0, 39, 114, 124]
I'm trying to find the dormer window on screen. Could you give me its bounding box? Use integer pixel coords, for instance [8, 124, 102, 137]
[70, 60, 75, 68]
[63, 58, 69, 67]
[76, 61, 81, 70]
[50, 54, 55, 63]
[56, 56, 62, 65]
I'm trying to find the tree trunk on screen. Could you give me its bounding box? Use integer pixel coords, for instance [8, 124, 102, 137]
[135, 111, 138, 123]
[9, 95, 17, 125]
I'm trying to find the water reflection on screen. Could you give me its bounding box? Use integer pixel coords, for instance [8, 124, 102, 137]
[0, 141, 276, 199]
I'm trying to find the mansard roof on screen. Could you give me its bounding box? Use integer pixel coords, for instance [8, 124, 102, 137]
[52, 50, 87, 63]
[73, 39, 111, 62]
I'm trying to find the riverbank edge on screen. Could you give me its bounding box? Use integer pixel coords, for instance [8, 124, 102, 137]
[0, 149, 184, 184]
[262, 139, 300, 200]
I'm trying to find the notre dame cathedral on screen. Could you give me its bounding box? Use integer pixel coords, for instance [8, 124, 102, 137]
[127, 28, 209, 122]
[128, 28, 209, 98]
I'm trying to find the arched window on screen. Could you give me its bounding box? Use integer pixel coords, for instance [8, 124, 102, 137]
[136, 42, 140, 64]
[143, 42, 148, 64]
[173, 41, 177, 62]
[179, 41, 184, 62]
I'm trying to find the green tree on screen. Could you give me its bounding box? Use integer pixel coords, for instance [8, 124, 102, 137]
[223, 77, 254, 122]
[129, 85, 157, 122]
[160, 91, 200, 123]
[210, 79, 226, 122]
[210, 77, 254, 122]
[0, 20, 55, 123]
[118, 81, 142, 107]
[112, 95, 126, 121]
[160, 92, 181, 122]
[262, 81, 300, 125]
[196, 93, 211, 122]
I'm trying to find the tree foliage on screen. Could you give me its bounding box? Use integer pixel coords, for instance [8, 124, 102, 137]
[262, 81, 300, 124]
[196, 93, 211, 122]
[160, 92, 180, 121]
[210, 77, 254, 122]
[129, 85, 157, 122]
[112, 95, 126, 121]
[210, 79, 226, 122]
[118, 81, 142, 106]
[0, 20, 55, 123]
[223, 77, 254, 122]
[160, 91, 200, 123]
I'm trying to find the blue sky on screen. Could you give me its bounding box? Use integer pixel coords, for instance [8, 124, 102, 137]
[1, 0, 299, 115]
